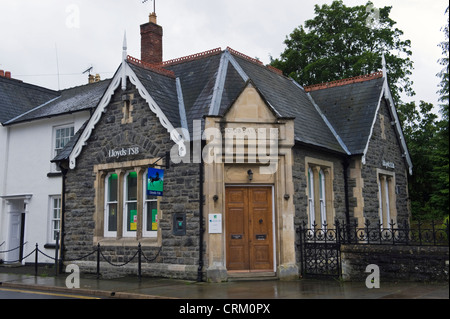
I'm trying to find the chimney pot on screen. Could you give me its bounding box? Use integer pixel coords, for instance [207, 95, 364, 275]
[149, 12, 157, 24]
[0, 70, 4, 77]
[5, 71, 11, 79]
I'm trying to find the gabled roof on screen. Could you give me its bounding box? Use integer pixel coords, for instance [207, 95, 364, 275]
[306, 71, 412, 174]
[162, 47, 346, 153]
[307, 73, 384, 154]
[4, 79, 111, 126]
[60, 46, 413, 171]
[0, 76, 59, 124]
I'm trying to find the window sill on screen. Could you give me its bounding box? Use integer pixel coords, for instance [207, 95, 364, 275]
[94, 237, 160, 247]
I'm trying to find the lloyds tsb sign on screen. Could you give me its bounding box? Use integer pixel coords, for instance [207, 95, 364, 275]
[107, 146, 140, 159]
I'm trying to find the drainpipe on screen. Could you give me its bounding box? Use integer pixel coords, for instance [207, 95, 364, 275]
[58, 163, 68, 273]
[197, 152, 204, 282]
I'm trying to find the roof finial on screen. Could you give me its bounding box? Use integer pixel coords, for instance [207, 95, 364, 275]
[122, 30, 127, 91]
[381, 52, 387, 78]
[122, 31, 127, 61]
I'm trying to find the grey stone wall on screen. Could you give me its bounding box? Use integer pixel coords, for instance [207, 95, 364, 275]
[63, 82, 202, 280]
[362, 98, 410, 224]
[341, 244, 449, 282]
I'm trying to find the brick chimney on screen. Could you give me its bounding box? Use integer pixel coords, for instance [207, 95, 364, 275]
[140, 12, 163, 65]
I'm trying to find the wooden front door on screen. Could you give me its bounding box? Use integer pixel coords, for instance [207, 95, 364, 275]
[226, 187, 274, 271]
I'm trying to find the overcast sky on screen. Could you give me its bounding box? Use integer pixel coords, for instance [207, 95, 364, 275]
[0, 0, 448, 111]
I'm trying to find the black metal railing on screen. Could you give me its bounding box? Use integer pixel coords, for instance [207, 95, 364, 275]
[0, 236, 162, 281]
[297, 219, 449, 279]
[299, 219, 449, 246]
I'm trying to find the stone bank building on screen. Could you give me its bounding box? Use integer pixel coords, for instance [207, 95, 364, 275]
[52, 13, 412, 282]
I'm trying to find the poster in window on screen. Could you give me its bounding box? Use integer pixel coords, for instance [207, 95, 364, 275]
[147, 168, 164, 196]
[152, 208, 158, 231]
[130, 210, 137, 231]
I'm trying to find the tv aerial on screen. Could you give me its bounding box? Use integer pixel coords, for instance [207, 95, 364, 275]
[82, 65, 94, 76]
[142, 0, 156, 13]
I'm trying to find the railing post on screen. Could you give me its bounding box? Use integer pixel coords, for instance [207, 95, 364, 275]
[96, 243, 101, 279]
[34, 243, 38, 276]
[431, 220, 436, 246]
[138, 243, 142, 281]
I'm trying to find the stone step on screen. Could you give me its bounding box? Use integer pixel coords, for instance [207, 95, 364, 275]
[227, 271, 277, 281]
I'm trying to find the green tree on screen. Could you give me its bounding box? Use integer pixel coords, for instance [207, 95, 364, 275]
[432, 6, 449, 219]
[271, 0, 414, 104]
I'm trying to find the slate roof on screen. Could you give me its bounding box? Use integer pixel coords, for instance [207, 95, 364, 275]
[45, 47, 390, 164]
[307, 75, 384, 154]
[4, 79, 111, 125]
[229, 53, 345, 153]
[128, 63, 180, 128]
[162, 48, 346, 153]
[0, 76, 59, 124]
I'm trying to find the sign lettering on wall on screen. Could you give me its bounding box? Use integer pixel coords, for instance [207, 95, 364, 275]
[107, 147, 140, 159]
[382, 160, 395, 169]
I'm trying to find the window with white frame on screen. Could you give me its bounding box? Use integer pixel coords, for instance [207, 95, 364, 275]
[308, 168, 315, 229]
[307, 162, 334, 229]
[123, 171, 138, 237]
[53, 125, 74, 171]
[99, 167, 159, 241]
[54, 125, 74, 156]
[378, 171, 396, 229]
[49, 196, 61, 242]
[104, 173, 118, 237]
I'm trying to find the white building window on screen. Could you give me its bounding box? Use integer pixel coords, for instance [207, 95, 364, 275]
[306, 161, 334, 230]
[123, 171, 138, 237]
[308, 168, 315, 229]
[49, 196, 61, 242]
[52, 125, 74, 171]
[104, 173, 118, 237]
[97, 164, 161, 242]
[54, 125, 74, 156]
[378, 172, 396, 229]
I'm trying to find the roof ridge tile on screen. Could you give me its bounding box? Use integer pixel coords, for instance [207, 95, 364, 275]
[304, 71, 383, 92]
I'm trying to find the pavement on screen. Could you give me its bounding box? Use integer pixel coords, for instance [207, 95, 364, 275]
[0, 264, 448, 300]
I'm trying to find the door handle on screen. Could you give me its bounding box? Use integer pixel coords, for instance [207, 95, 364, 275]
[259, 219, 263, 224]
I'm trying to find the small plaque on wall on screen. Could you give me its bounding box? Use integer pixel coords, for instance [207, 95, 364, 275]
[208, 214, 222, 234]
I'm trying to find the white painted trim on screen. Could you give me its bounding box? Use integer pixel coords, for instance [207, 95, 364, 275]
[176, 77, 189, 136]
[361, 85, 385, 165]
[382, 79, 413, 175]
[226, 50, 249, 82]
[361, 76, 413, 175]
[209, 52, 229, 116]
[68, 62, 186, 169]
